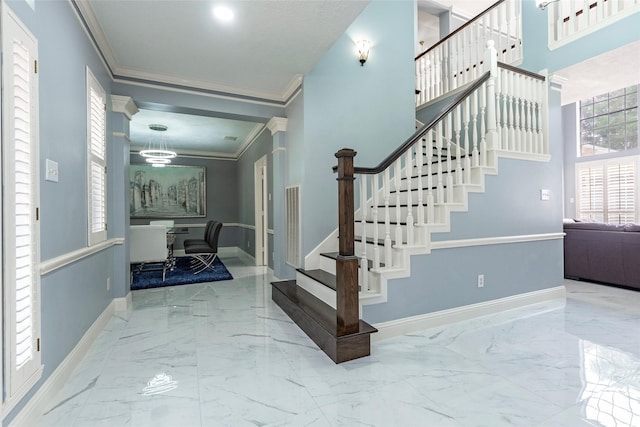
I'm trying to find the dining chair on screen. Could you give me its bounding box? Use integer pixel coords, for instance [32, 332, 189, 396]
[129, 225, 169, 282]
[184, 221, 222, 274]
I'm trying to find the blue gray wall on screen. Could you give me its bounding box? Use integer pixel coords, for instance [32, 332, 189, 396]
[129, 155, 240, 249]
[299, 0, 417, 257]
[3, 0, 118, 423]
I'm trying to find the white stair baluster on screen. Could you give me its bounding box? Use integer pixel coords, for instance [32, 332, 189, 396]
[394, 158, 403, 247]
[383, 169, 392, 268]
[372, 173, 380, 270]
[405, 149, 414, 246]
[435, 122, 445, 207]
[426, 131, 435, 224]
[480, 82, 487, 167]
[508, 71, 516, 151]
[445, 113, 454, 203]
[502, 69, 509, 149]
[416, 138, 425, 226]
[463, 97, 472, 184]
[454, 105, 463, 184]
[526, 77, 533, 153]
[359, 174, 369, 292]
[495, 67, 503, 149]
[472, 89, 480, 167]
[515, 72, 522, 153]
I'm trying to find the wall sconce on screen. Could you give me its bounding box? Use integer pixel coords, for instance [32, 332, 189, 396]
[536, 0, 559, 9]
[356, 40, 371, 66]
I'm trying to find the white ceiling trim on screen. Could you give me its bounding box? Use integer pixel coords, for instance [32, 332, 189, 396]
[112, 65, 294, 103]
[71, 0, 118, 74]
[112, 76, 288, 108]
[234, 124, 267, 158]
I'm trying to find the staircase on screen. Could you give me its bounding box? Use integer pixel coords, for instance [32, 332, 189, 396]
[271, 0, 549, 363]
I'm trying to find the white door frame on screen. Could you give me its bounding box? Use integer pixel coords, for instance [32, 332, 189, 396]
[254, 155, 268, 266]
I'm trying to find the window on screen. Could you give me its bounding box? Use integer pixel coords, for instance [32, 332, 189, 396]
[580, 85, 638, 157]
[2, 8, 42, 405]
[87, 68, 107, 245]
[577, 158, 638, 224]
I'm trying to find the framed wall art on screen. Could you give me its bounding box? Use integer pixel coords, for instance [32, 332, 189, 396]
[130, 164, 206, 218]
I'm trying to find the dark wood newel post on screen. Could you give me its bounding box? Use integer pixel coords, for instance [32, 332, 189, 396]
[335, 148, 359, 336]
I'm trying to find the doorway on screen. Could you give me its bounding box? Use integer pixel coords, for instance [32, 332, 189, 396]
[254, 155, 268, 266]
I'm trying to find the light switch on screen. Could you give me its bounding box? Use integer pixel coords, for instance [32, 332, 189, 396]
[46, 159, 59, 182]
[540, 188, 551, 201]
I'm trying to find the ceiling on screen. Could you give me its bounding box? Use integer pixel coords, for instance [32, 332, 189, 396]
[76, 0, 369, 102]
[75, 0, 370, 159]
[79, 0, 639, 159]
[555, 40, 640, 106]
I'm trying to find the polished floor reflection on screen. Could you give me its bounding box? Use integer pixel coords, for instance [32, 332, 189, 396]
[34, 256, 640, 426]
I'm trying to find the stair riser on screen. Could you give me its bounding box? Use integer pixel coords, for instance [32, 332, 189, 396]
[318, 256, 381, 294]
[296, 271, 336, 309]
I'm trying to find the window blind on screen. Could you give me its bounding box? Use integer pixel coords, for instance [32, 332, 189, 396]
[577, 158, 638, 224]
[87, 70, 107, 245]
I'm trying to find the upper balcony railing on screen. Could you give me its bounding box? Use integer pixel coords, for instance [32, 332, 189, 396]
[415, 0, 522, 107]
[547, 0, 640, 49]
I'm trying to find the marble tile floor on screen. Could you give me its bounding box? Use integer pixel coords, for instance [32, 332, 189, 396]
[33, 257, 640, 427]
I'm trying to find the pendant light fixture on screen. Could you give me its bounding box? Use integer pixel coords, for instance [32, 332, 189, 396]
[139, 124, 177, 163]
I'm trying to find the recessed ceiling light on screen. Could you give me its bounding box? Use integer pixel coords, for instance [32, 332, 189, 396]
[213, 6, 234, 22]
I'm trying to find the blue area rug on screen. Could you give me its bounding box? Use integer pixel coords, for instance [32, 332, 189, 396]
[131, 256, 233, 290]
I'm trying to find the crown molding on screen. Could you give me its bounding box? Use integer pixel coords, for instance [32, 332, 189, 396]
[549, 73, 568, 91]
[234, 124, 267, 158]
[266, 117, 288, 135]
[71, 0, 119, 74]
[282, 74, 303, 103]
[110, 95, 138, 120]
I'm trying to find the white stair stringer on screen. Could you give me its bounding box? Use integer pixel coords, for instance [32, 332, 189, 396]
[303, 155, 501, 309]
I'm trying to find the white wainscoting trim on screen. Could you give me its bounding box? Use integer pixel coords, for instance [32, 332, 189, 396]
[372, 285, 566, 342]
[496, 150, 551, 162]
[40, 238, 125, 276]
[8, 300, 116, 427]
[431, 232, 564, 250]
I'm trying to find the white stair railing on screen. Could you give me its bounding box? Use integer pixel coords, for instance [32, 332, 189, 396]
[548, 0, 640, 49]
[415, 0, 522, 107]
[349, 42, 547, 295]
[495, 63, 548, 156]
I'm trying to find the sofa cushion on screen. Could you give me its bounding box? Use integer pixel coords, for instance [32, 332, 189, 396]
[624, 223, 640, 232]
[563, 222, 627, 232]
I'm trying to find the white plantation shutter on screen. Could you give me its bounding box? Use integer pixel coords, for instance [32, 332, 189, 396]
[577, 158, 639, 224]
[607, 161, 636, 224]
[2, 8, 42, 401]
[87, 69, 107, 245]
[578, 166, 604, 222]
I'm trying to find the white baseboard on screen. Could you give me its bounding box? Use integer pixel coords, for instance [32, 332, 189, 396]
[9, 301, 116, 427]
[114, 292, 132, 312]
[372, 285, 566, 342]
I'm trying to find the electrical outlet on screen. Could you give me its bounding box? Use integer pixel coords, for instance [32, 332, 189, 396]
[107, 277, 111, 291]
[477, 274, 484, 288]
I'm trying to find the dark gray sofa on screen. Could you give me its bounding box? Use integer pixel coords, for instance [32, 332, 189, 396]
[563, 221, 640, 290]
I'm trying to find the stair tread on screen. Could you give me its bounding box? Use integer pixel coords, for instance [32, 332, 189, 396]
[320, 252, 386, 269]
[271, 280, 377, 338]
[355, 235, 399, 246]
[297, 268, 336, 290]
